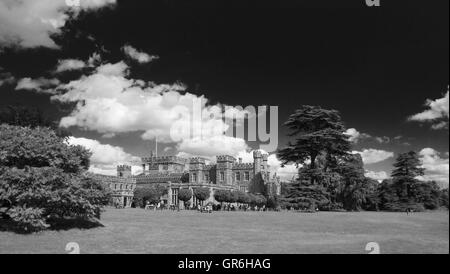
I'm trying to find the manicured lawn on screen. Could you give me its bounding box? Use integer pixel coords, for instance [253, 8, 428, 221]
[0, 208, 448, 254]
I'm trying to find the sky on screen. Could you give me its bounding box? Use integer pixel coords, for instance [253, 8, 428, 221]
[0, 0, 448, 186]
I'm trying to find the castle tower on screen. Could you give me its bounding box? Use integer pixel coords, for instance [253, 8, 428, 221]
[262, 154, 268, 173]
[253, 150, 263, 175]
[216, 155, 235, 185]
[189, 157, 206, 184]
[117, 165, 132, 178]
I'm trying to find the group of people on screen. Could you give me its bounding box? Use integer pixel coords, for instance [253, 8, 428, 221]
[144, 201, 163, 211]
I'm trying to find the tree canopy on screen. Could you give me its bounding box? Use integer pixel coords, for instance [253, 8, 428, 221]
[193, 187, 210, 202]
[0, 124, 110, 232]
[278, 105, 351, 174]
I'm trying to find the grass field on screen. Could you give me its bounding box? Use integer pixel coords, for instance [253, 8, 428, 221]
[0, 208, 448, 254]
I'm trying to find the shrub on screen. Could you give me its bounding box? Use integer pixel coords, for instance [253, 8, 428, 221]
[178, 188, 193, 208]
[236, 191, 251, 204]
[193, 187, 210, 204]
[214, 189, 231, 205]
[133, 184, 167, 207]
[0, 125, 110, 232]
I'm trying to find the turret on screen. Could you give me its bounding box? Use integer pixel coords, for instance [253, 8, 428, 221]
[253, 150, 262, 174]
[117, 165, 132, 178]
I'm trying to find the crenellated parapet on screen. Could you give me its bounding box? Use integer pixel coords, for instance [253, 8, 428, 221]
[117, 165, 132, 171]
[92, 173, 136, 184]
[216, 155, 236, 163]
[232, 162, 254, 170]
[141, 156, 187, 165]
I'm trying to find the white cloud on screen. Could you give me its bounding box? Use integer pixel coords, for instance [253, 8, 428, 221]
[177, 135, 249, 158]
[55, 59, 86, 72]
[345, 128, 390, 144]
[0, 0, 116, 49]
[353, 149, 394, 165]
[365, 170, 389, 182]
[67, 136, 141, 176]
[122, 45, 159, 64]
[418, 148, 449, 188]
[375, 136, 390, 144]
[48, 56, 251, 160]
[409, 90, 449, 130]
[345, 128, 371, 143]
[15, 77, 60, 93]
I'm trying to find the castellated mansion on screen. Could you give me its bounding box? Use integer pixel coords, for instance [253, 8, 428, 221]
[99, 151, 282, 208]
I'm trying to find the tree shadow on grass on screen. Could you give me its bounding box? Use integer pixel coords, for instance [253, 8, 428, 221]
[0, 217, 104, 234]
[47, 217, 104, 231]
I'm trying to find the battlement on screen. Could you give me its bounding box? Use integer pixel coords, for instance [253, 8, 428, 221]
[92, 173, 136, 184]
[216, 155, 236, 162]
[117, 165, 132, 171]
[142, 156, 187, 165]
[253, 150, 262, 158]
[232, 163, 254, 169]
[189, 157, 206, 164]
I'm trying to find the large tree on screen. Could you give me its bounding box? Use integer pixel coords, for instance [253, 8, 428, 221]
[0, 124, 110, 232]
[277, 106, 351, 210]
[278, 105, 351, 184]
[391, 151, 425, 200]
[392, 151, 425, 180]
[248, 172, 266, 195]
[378, 152, 440, 212]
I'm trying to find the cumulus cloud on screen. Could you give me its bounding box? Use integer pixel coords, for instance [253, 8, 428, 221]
[418, 148, 449, 188]
[47, 55, 252, 159]
[122, 45, 159, 64]
[365, 170, 389, 182]
[55, 59, 86, 72]
[15, 77, 60, 93]
[177, 136, 249, 158]
[345, 128, 391, 144]
[409, 89, 449, 130]
[0, 0, 116, 49]
[375, 136, 391, 144]
[353, 149, 394, 165]
[345, 128, 361, 143]
[67, 136, 141, 176]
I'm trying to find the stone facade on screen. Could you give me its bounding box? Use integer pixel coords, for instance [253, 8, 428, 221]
[102, 151, 281, 208]
[94, 165, 136, 208]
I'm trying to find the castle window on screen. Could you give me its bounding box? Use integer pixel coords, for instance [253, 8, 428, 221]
[220, 172, 225, 182]
[192, 173, 197, 182]
[172, 188, 179, 206]
[244, 172, 250, 181]
[235, 172, 241, 181]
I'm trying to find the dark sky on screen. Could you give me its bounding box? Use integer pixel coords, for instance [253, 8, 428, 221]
[0, 0, 448, 180]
